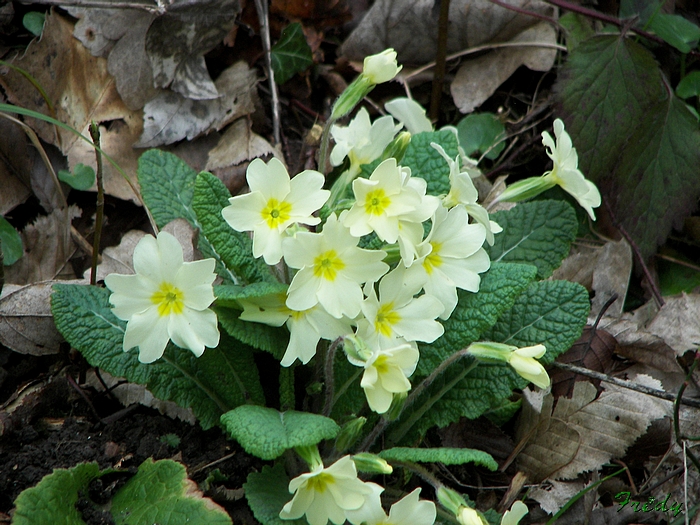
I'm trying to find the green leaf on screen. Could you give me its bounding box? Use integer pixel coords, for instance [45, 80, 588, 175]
[676, 71, 700, 99]
[12, 462, 101, 525]
[220, 405, 340, 460]
[401, 130, 459, 196]
[0, 216, 23, 265]
[556, 35, 700, 259]
[111, 459, 231, 524]
[22, 12, 45, 37]
[648, 13, 700, 53]
[486, 200, 577, 279]
[51, 284, 263, 429]
[215, 306, 288, 359]
[244, 464, 306, 525]
[456, 113, 506, 160]
[193, 171, 275, 284]
[418, 262, 537, 374]
[58, 163, 95, 191]
[379, 447, 498, 470]
[559, 13, 595, 51]
[270, 23, 313, 84]
[618, 0, 661, 24]
[391, 279, 589, 444]
[658, 254, 700, 295]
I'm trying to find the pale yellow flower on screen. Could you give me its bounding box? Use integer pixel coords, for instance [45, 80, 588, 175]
[467, 342, 550, 389]
[362, 48, 402, 84]
[104, 231, 219, 363]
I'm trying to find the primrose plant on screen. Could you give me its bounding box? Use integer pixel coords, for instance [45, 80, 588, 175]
[49, 49, 598, 525]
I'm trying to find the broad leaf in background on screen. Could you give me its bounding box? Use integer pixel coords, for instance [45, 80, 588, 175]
[555, 35, 700, 259]
[456, 113, 506, 160]
[244, 464, 306, 525]
[676, 71, 700, 99]
[57, 163, 95, 191]
[22, 12, 45, 36]
[393, 279, 589, 444]
[111, 459, 232, 524]
[0, 216, 22, 265]
[402, 130, 459, 196]
[12, 460, 231, 525]
[220, 405, 340, 460]
[487, 200, 577, 279]
[271, 23, 313, 84]
[138, 150, 240, 284]
[418, 262, 537, 374]
[51, 284, 264, 429]
[378, 447, 498, 469]
[193, 172, 275, 284]
[647, 13, 700, 54]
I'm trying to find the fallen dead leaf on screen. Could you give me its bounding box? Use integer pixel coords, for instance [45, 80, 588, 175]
[0, 279, 85, 355]
[529, 479, 585, 515]
[137, 61, 259, 148]
[451, 22, 558, 113]
[517, 376, 670, 481]
[4, 206, 80, 285]
[0, 11, 143, 204]
[645, 293, 700, 356]
[206, 118, 284, 171]
[0, 119, 32, 215]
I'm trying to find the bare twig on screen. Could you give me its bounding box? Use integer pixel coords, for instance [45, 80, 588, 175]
[429, 0, 451, 122]
[551, 361, 700, 408]
[253, 0, 281, 146]
[89, 122, 104, 286]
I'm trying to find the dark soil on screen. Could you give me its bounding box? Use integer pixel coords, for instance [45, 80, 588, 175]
[0, 348, 263, 524]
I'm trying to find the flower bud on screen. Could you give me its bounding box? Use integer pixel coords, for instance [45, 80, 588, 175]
[456, 506, 488, 525]
[335, 417, 367, 452]
[351, 452, 393, 474]
[362, 49, 402, 84]
[437, 487, 467, 515]
[495, 175, 556, 203]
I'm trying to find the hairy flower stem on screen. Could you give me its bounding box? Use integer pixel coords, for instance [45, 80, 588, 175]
[318, 116, 336, 176]
[90, 121, 104, 286]
[322, 338, 343, 416]
[359, 349, 478, 451]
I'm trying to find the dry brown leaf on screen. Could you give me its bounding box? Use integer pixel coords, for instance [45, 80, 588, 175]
[137, 61, 258, 148]
[645, 293, 700, 356]
[0, 11, 143, 204]
[529, 479, 585, 515]
[451, 22, 558, 113]
[517, 377, 670, 481]
[0, 119, 32, 215]
[4, 206, 80, 285]
[0, 279, 85, 355]
[206, 118, 284, 171]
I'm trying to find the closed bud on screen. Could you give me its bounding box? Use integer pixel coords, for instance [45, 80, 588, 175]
[351, 452, 393, 474]
[335, 417, 367, 452]
[385, 391, 408, 421]
[437, 487, 467, 516]
[381, 131, 412, 164]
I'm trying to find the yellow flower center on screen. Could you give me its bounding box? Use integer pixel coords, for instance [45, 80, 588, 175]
[364, 189, 391, 216]
[372, 354, 390, 375]
[306, 472, 334, 493]
[151, 282, 185, 317]
[375, 302, 400, 337]
[423, 242, 443, 275]
[261, 198, 292, 228]
[313, 250, 345, 281]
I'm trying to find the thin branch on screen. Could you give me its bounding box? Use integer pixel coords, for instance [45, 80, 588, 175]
[429, 0, 451, 122]
[253, 0, 281, 146]
[89, 122, 104, 286]
[551, 361, 700, 408]
[603, 197, 664, 308]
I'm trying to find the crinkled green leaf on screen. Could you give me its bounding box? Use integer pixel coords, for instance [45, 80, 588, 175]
[215, 306, 288, 359]
[111, 459, 231, 525]
[648, 13, 700, 53]
[556, 35, 700, 259]
[244, 464, 305, 525]
[379, 447, 498, 470]
[221, 405, 339, 460]
[391, 280, 589, 444]
[193, 171, 275, 285]
[12, 462, 101, 525]
[51, 284, 263, 429]
[214, 282, 289, 306]
[487, 200, 577, 279]
[0, 216, 23, 266]
[456, 113, 506, 160]
[270, 23, 313, 84]
[401, 130, 459, 196]
[137, 150, 241, 283]
[58, 163, 95, 191]
[418, 262, 537, 374]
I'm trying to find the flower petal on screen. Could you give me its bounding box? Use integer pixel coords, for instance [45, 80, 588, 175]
[123, 307, 170, 363]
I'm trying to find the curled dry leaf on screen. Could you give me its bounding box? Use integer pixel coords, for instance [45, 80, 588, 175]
[137, 61, 258, 148]
[4, 206, 80, 286]
[516, 376, 670, 482]
[0, 11, 143, 204]
[0, 279, 85, 355]
[205, 118, 284, 171]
